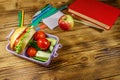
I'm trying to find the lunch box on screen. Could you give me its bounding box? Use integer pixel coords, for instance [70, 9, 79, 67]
[6, 29, 62, 67]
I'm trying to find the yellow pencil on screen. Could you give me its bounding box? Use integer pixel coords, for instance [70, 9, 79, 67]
[21, 9, 24, 27]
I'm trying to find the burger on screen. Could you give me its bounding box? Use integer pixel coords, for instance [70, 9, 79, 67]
[10, 26, 36, 53]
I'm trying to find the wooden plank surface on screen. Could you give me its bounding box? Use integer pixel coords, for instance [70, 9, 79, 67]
[0, 0, 120, 80]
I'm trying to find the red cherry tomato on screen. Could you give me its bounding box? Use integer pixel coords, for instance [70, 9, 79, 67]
[27, 47, 37, 57]
[34, 31, 46, 41]
[37, 38, 50, 50]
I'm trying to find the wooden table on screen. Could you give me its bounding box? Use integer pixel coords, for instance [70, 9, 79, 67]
[0, 0, 120, 80]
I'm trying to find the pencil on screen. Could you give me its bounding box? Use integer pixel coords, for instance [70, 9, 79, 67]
[21, 9, 24, 27]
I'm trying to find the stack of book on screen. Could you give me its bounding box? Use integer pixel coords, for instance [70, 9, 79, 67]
[68, 0, 120, 30]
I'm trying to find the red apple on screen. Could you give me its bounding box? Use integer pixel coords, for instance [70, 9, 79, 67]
[58, 15, 74, 31]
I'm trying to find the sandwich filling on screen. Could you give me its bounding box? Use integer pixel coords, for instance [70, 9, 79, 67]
[16, 27, 32, 53]
[13, 28, 27, 49]
[12, 27, 35, 53]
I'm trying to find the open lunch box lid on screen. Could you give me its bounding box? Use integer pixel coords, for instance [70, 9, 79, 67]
[6, 29, 62, 67]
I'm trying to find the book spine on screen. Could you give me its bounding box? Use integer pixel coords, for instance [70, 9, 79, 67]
[68, 9, 111, 30]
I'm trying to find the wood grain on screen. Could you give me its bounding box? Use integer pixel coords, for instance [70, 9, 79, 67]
[0, 0, 120, 80]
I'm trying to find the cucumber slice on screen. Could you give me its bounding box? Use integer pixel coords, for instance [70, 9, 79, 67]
[33, 57, 48, 62]
[49, 45, 53, 52]
[35, 51, 51, 62]
[47, 38, 57, 46]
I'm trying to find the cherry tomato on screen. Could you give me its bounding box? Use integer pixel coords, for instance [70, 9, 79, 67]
[37, 38, 50, 50]
[34, 31, 46, 41]
[26, 47, 37, 57]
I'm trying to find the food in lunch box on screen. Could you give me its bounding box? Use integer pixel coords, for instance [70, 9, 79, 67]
[47, 38, 57, 51]
[10, 26, 57, 62]
[10, 27, 36, 53]
[26, 31, 57, 62]
[34, 31, 46, 40]
[26, 47, 37, 57]
[33, 51, 51, 62]
[37, 38, 50, 50]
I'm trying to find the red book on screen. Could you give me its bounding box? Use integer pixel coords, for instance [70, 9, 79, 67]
[68, 0, 120, 30]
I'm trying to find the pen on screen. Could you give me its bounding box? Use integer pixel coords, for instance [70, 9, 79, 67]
[31, 5, 53, 23]
[33, 4, 52, 18]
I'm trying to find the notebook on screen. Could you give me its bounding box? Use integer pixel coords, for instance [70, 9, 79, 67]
[42, 11, 64, 30]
